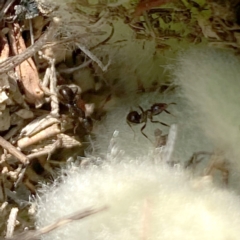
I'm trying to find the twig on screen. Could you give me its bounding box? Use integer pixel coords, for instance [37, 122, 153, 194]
[90, 23, 114, 51]
[58, 59, 92, 74]
[0, 202, 8, 212]
[29, 19, 39, 66]
[161, 124, 177, 163]
[4, 121, 25, 141]
[0, 18, 60, 74]
[10, 206, 108, 240]
[0, 177, 6, 202]
[76, 43, 111, 72]
[6, 207, 19, 239]
[39, 54, 59, 116]
[8, 22, 44, 105]
[41, 31, 105, 49]
[49, 58, 59, 117]
[0, 136, 29, 164]
[0, 0, 15, 21]
[13, 167, 26, 188]
[17, 124, 60, 149]
[27, 138, 62, 160]
[20, 115, 59, 137]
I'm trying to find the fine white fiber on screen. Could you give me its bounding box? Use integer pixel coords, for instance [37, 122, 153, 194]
[93, 90, 212, 166]
[35, 46, 240, 240]
[173, 47, 240, 170]
[35, 141, 240, 240]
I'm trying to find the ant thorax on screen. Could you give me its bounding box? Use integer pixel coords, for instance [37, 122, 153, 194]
[146, 109, 152, 119]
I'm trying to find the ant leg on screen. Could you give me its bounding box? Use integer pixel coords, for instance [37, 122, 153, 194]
[163, 109, 176, 117]
[127, 121, 136, 140]
[140, 123, 153, 143]
[150, 119, 170, 127]
[138, 105, 145, 114]
[164, 103, 176, 116]
[163, 109, 171, 115]
[168, 102, 177, 106]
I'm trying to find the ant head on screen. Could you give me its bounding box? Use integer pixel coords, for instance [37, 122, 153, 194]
[127, 111, 142, 124]
[151, 103, 168, 115]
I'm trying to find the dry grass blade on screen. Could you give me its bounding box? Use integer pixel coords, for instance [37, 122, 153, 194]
[6, 208, 18, 239]
[8, 22, 44, 105]
[9, 206, 108, 240]
[17, 124, 60, 149]
[0, 18, 60, 74]
[0, 136, 29, 164]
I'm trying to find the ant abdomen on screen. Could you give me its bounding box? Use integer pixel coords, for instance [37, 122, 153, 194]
[127, 111, 141, 124]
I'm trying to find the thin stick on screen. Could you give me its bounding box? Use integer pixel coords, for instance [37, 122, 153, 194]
[58, 59, 92, 74]
[49, 58, 59, 117]
[6, 207, 19, 238]
[0, 136, 29, 164]
[0, 18, 60, 74]
[161, 124, 177, 163]
[10, 206, 107, 240]
[0, 0, 15, 21]
[27, 139, 62, 160]
[17, 124, 60, 149]
[14, 167, 26, 188]
[0, 202, 8, 212]
[76, 43, 111, 72]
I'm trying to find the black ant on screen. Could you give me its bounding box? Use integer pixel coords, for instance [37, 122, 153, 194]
[58, 85, 93, 133]
[126, 103, 176, 142]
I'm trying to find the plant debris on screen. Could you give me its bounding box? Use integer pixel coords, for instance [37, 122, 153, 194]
[0, 0, 239, 238]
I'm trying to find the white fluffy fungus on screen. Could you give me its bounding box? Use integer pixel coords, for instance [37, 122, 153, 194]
[35, 47, 240, 239]
[173, 47, 240, 169]
[93, 91, 212, 165]
[35, 153, 240, 240]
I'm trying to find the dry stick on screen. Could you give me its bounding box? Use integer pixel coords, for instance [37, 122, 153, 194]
[76, 43, 111, 72]
[90, 23, 114, 51]
[41, 31, 104, 49]
[14, 167, 26, 188]
[58, 59, 92, 74]
[0, 202, 8, 212]
[0, 18, 60, 74]
[161, 124, 178, 163]
[0, 0, 15, 21]
[49, 58, 59, 117]
[39, 53, 59, 116]
[27, 138, 62, 160]
[0, 176, 6, 202]
[20, 115, 59, 137]
[29, 19, 39, 67]
[8, 22, 44, 105]
[6, 207, 19, 239]
[0, 136, 29, 164]
[17, 124, 60, 149]
[10, 206, 108, 240]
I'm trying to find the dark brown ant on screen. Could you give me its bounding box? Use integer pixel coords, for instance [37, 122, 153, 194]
[58, 86, 85, 118]
[126, 102, 176, 142]
[58, 85, 93, 133]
